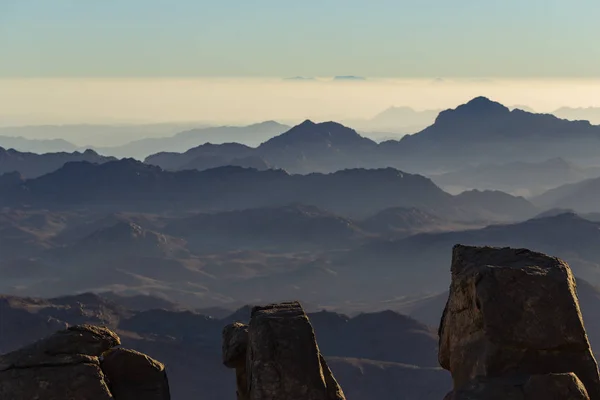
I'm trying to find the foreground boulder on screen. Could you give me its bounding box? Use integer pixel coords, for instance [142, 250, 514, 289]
[439, 245, 600, 399]
[0, 324, 170, 400]
[223, 301, 346, 400]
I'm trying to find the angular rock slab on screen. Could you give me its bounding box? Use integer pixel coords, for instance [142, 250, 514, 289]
[0, 324, 171, 400]
[439, 245, 600, 399]
[101, 348, 170, 400]
[0, 325, 118, 400]
[223, 322, 250, 400]
[241, 301, 345, 400]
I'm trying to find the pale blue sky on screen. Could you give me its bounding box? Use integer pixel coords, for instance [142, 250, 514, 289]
[0, 0, 598, 78]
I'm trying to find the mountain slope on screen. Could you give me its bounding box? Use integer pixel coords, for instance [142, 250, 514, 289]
[0, 159, 535, 222]
[255, 120, 379, 173]
[164, 204, 366, 252]
[380, 96, 600, 171]
[0, 136, 77, 153]
[145, 142, 254, 170]
[105, 121, 289, 159]
[146, 120, 381, 174]
[532, 176, 600, 213]
[340, 213, 600, 298]
[432, 157, 600, 197]
[0, 147, 115, 178]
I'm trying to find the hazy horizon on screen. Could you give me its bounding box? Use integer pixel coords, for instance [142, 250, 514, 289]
[2, 78, 600, 128]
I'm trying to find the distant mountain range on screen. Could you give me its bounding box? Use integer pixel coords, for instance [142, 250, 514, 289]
[338, 212, 600, 299]
[344, 106, 440, 136]
[0, 159, 537, 221]
[431, 157, 600, 197]
[0, 136, 78, 153]
[145, 97, 600, 175]
[532, 176, 600, 213]
[95, 121, 289, 159]
[0, 147, 114, 178]
[380, 96, 600, 171]
[5, 97, 600, 177]
[554, 107, 600, 124]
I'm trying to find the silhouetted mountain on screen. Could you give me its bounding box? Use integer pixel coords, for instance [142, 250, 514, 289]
[0, 147, 115, 178]
[143, 98, 600, 174]
[0, 159, 536, 222]
[256, 120, 379, 172]
[554, 106, 600, 124]
[432, 157, 600, 197]
[145, 143, 253, 170]
[380, 97, 600, 171]
[532, 176, 600, 213]
[510, 105, 536, 113]
[146, 120, 381, 173]
[0, 136, 77, 153]
[0, 123, 210, 148]
[451, 189, 537, 221]
[101, 121, 289, 159]
[179, 154, 271, 172]
[344, 107, 440, 135]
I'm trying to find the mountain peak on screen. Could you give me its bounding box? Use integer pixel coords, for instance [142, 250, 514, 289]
[461, 96, 509, 113]
[299, 119, 316, 127]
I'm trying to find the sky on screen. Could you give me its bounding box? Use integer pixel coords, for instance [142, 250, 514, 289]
[0, 1, 599, 126]
[1, 0, 599, 78]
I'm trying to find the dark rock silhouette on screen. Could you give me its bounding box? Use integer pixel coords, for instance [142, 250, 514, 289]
[0, 324, 170, 399]
[439, 245, 600, 399]
[223, 301, 346, 400]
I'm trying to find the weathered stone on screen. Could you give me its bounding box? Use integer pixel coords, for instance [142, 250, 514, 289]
[439, 245, 600, 399]
[223, 322, 250, 400]
[0, 324, 171, 400]
[223, 301, 346, 400]
[247, 301, 345, 400]
[223, 322, 249, 368]
[524, 373, 590, 399]
[0, 361, 114, 400]
[101, 348, 170, 400]
[0, 324, 120, 371]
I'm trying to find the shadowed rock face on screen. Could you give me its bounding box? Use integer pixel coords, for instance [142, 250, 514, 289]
[223, 301, 346, 400]
[0, 324, 170, 400]
[439, 245, 600, 399]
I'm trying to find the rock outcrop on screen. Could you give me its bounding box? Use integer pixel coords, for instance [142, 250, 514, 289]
[223, 301, 346, 400]
[0, 324, 170, 400]
[439, 245, 600, 399]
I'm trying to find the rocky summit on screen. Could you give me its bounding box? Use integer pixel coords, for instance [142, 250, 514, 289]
[0, 324, 170, 400]
[223, 301, 346, 400]
[439, 245, 600, 399]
